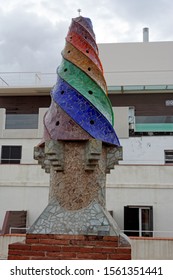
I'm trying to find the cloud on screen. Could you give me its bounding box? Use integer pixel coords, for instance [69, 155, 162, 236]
[0, 0, 173, 72]
[0, 6, 67, 72]
[104, 0, 173, 41]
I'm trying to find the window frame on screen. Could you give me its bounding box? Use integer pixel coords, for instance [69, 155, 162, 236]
[5, 113, 39, 129]
[1, 145, 22, 164]
[164, 150, 173, 164]
[124, 205, 153, 237]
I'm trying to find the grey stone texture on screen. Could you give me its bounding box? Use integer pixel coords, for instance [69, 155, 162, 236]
[28, 199, 120, 236]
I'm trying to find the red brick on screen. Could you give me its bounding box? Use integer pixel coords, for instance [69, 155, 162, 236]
[39, 239, 69, 245]
[77, 247, 98, 253]
[108, 254, 131, 260]
[94, 241, 117, 247]
[69, 239, 84, 246]
[103, 236, 119, 241]
[61, 246, 81, 252]
[8, 249, 45, 257]
[76, 247, 110, 254]
[8, 250, 30, 256]
[46, 252, 76, 258]
[27, 234, 55, 240]
[27, 251, 45, 257]
[59, 257, 77, 260]
[31, 245, 61, 252]
[26, 238, 40, 244]
[62, 246, 117, 254]
[124, 255, 131, 260]
[26, 234, 44, 239]
[55, 234, 85, 240]
[76, 253, 107, 260]
[44, 256, 77, 260]
[84, 235, 104, 241]
[117, 247, 131, 254]
[8, 255, 30, 260]
[30, 257, 48, 260]
[8, 234, 131, 260]
[9, 242, 23, 247]
[69, 239, 117, 248]
[9, 243, 31, 250]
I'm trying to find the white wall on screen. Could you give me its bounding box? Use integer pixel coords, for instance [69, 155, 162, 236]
[106, 165, 173, 237]
[0, 138, 41, 164]
[119, 136, 173, 164]
[0, 109, 5, 137]
[0, 165, 49, 229]
[99, 42, 173, 86]
[131, 238, 173, 260]
[0, 185, 49, 229]
[113, 107, 129, 138]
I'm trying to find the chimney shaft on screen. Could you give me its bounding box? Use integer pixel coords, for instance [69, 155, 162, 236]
[143, 27, 149, 42]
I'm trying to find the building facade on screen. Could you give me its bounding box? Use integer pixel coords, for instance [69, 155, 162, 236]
[0, 41, 173, 237]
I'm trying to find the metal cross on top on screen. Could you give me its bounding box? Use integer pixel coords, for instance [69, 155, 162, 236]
[77, 9, 81, 16]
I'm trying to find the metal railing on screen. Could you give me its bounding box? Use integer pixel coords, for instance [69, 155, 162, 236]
[0, 72, 57, 88]
[1, 72, 173, 90]
[9, 227, 29, 234]
[122, 229, 173, 238]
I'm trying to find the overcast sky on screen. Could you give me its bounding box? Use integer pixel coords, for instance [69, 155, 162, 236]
[0, 0, 173, 73]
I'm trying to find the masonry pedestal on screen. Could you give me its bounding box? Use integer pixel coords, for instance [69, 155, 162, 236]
[8, 234, 131, 260]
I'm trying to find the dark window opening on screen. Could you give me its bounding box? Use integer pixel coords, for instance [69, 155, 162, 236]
[165, 150, 173, 164]
[124, 206, 153, 237]
[1, 145, 22, 164]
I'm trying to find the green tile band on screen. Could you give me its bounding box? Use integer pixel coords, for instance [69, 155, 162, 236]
[58, 58, 114, 125]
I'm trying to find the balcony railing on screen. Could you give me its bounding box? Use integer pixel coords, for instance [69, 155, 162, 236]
[1, 72, 173, 92]
[0, 72, 56, 88]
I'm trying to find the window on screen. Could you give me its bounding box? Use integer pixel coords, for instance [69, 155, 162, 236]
[135, 116, 173, 134]
[124, 206, 153, 237]
[1, 146, 22, 164]
[5, 114, 38, 129]
[164, 150, 173, 164]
